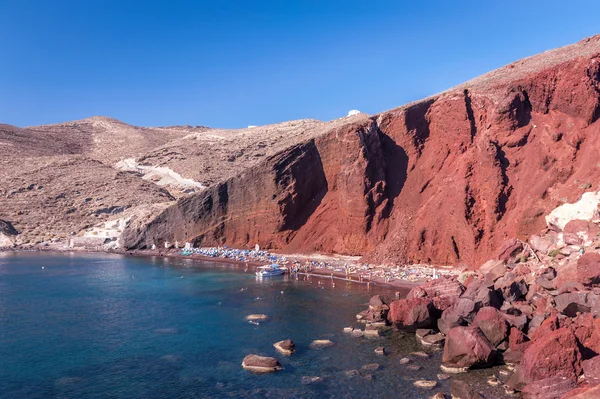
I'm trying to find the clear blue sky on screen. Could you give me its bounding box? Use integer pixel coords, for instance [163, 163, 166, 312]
[0, 1, 598, 128]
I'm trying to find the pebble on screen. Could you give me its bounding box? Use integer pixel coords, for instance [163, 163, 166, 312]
[430, 393, 447, 399]
[413, 380, 437, 390]
[343, 327, 354, 333]
[245, 314, 268, 321]
[504, 385, 516, 395]
[487, 375, 501, 386]
[437, 373, 450, 381]
[406, 365, 422, 371]
[439, 363, 468, 374]
[499, 369, 511, 376]
[399, 357, 412, 364]
[410, 351, 430, 358]
[374, 346, 386, 355]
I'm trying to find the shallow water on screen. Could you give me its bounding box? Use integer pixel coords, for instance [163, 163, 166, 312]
[0, 252, 508, 398]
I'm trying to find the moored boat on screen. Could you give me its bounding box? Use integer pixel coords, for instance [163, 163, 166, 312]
[255, 264, 286, 277]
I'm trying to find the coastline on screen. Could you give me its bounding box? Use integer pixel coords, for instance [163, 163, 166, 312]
[2, 246, 427, 291]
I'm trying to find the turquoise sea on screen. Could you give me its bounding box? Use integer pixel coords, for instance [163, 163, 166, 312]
[0, 252, 501, 398]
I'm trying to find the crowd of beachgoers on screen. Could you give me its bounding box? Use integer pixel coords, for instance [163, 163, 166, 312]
[179, 246, 455, 284]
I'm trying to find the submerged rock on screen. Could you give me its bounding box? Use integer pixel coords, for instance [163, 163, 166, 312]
[301, 376, 323, 385]
[310, 339, 334, 349]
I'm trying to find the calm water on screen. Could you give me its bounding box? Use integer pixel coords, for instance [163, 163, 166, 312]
[0, 252, 503, 399]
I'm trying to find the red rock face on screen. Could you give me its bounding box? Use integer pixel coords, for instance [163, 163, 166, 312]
[123, 35, 600, 267]
[518, 328, 582, 385]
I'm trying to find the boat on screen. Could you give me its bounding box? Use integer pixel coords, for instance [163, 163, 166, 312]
[255, 264, 286, 277]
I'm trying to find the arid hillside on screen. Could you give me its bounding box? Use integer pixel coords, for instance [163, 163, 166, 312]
[2, 35, 600, 267]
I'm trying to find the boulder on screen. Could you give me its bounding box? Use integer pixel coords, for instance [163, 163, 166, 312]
[502, 308, 528, 331]
[555, 292, 591, 317]
[483, 262, 507, 287]
[529, 234, 557, 254]
[576, 253, 600, 286]
[564, 384, 600, 399]
[241, 354, 281, 373]
[437, 298, 474, 334]
[495, 275, 528, 302]
[407, 278, 464, 311]
[461, 279, 501, 309]
[497, 238, 524, 262]
[479, 259, 506, 276]
[450, 379, 484, 399]
[530, 314, 561, 341]
[564, 219, 600, 246]
[442, 326, 497, 369]
[520, 377, 577, 399]
[514, 328, 582, 388]
[508, 327, 530, 351]
[369, 294, 387, 308]
[582, 356, 600, 384]
[273, 339, 295, 355]
[472, 307, 509, 347]
[570, 314, 600, 357]
[388, 298, 439, 332]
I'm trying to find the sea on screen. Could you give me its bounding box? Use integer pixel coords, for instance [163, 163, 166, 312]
[0, 252, 505, 399]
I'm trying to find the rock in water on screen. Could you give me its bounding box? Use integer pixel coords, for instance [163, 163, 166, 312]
[388, 298, 439, 331]
[273, 339, 295, 355]
[241, 354, 281, 373]
[442, 326, 496, 369]
[413, 380, 437, 390]
[245, 314, 269, 321]
[310, 339, 334, 349]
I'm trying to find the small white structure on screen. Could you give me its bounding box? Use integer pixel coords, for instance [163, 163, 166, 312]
[164, 241, 170, 249]
[184, 242, 192, 249]
[248, 125, 257, 128]
[151, 244, 156, 250]
[255, 244, 260, 251]
[347, 110, 361, 117]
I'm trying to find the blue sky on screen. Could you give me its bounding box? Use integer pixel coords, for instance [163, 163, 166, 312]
[0, 1, 598, 128]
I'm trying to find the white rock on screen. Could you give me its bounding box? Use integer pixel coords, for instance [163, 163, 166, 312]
[545, 191, 600, 229]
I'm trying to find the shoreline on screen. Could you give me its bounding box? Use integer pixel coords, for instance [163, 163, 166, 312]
[2, 246, 427, 291]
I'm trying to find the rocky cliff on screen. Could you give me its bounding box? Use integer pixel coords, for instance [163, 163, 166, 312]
[3, 35, 600, 267]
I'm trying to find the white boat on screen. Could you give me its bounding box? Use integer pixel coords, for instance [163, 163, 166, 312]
[255, 264, 286, 277]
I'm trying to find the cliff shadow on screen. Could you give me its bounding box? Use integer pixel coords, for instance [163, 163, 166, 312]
[276, 140, 328, 232]
[379, 131, 408, 218]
